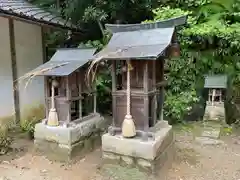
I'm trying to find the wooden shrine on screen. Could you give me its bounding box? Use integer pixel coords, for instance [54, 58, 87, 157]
[25, 48, 108, 162]
[27, 48, 97, 126]
[203, 75, 227, 121]
[204, 75, 227, 105]
[95, 16, 187, 140]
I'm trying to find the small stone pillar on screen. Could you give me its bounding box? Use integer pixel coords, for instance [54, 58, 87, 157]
[203, 75, 227, 121]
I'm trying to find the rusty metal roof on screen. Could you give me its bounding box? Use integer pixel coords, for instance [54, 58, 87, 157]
[0, 0, 83, 32]
[94, 16, 187, 60]
[27, 48, 96, 76]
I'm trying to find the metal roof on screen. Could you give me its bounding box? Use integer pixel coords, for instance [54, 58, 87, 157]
[27, 48, 96, 76]
[204, 75, 227, 89]
[106, 15, 187, 33]
[0, 0, 83, 32]
[94, 16, 187, 60]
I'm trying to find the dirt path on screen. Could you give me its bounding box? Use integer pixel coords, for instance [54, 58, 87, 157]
[0, 122, 240, 180]
[167, 131, 240, 180]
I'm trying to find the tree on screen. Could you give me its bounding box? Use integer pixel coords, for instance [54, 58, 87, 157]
[143, 0, 240, 123]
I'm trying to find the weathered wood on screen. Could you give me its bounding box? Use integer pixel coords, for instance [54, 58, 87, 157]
[152, 61, 157, 125]
[44, 77, 49, 118]
[93, 85, 97, 113]
[143, 61, 149, 139]
[78, 71, 82, 119]
[9, 19, 20, 124]
[41, 27, 48, 63]
[159, 60, 165, 121]
[121, 60, 125, 89]
[66, 77, 71, 123]
[143, 61, 149, 93]
[112, 61, 117, 127]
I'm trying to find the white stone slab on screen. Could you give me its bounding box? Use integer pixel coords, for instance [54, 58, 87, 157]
[102, 123, 173, 160]
[34, 113, 106, 145]
[195, 137, 224, 146]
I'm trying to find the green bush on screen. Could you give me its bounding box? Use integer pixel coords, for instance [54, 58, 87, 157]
[0, 127, 12, 155]
[20, 119, 35, 133]
[20, 105, 44, 139]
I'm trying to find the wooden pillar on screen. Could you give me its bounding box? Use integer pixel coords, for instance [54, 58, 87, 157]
[143, 61, 149, 140]
[152, 61, 157, 125]
[93, 86, 97, 114]
[212, 89, 216, 106]
[112, 61, 117, 127]
[44, 77, 49, 119]
[66, 77, 71, 123]
[9, 19, 20, 124]
[121, 60, 125, 89]
[159, 60, 165, 121]
[78, 71, 82, 119]
[41, 27, 48, 63]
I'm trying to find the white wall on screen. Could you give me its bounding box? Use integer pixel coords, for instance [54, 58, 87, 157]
[0, 17, 15, 119]
[14, 20, 45, 119]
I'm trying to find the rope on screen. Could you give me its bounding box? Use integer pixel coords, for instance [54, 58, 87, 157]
[126, 60, 131, 116]
[51, 82, 55, 109]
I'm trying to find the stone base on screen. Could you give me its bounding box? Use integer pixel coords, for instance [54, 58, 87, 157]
[204, 104, 225, 121]
[34, 113, 109, 162]
[101, 120, 174, 175]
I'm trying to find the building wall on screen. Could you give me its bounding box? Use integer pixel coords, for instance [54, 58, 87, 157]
[14, 20, 45, 121]
[0, 17, 15, 120]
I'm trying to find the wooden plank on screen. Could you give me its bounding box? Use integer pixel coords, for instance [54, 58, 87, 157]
[159, 59, 165, 121]
[143, 61, 149, 131]
[93, 85, 97, 113]
[78, 71, 83, 119]
[66, 77, 71, 123]
[9, 18, 20, 124]
[44, 77, 49, 118]
[152, 61, 157, 125]
[112, 61, 117, 126]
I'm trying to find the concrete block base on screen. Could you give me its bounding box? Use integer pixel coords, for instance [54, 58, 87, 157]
[34, 113, 108, 162]
[204, 104, 225, 121]
[101, 120, 174, 174]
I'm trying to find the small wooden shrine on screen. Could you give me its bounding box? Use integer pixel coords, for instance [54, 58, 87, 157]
[28, 48, 97, 125]
[25, 48, 107, 162]
[97, 16, 187, 174]
[204, 75, 227, 121]
[204, 75, 227, 105]
[95, 16, 187, 140]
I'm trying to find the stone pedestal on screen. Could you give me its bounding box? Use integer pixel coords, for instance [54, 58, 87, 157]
[101, 121, 174, 174]
[34, 113, 108, 162]
[204, 103, 225, 121]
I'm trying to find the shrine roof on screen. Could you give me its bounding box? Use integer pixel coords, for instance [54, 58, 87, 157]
[94, 16, 187, 60]
[204, 75, 227, 89]
[27, 48, 96, 76]
[0, 0, 83, 32]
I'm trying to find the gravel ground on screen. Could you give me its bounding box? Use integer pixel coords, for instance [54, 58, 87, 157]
[167, 133, 240, 180]
[0, 123, 240, 180]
